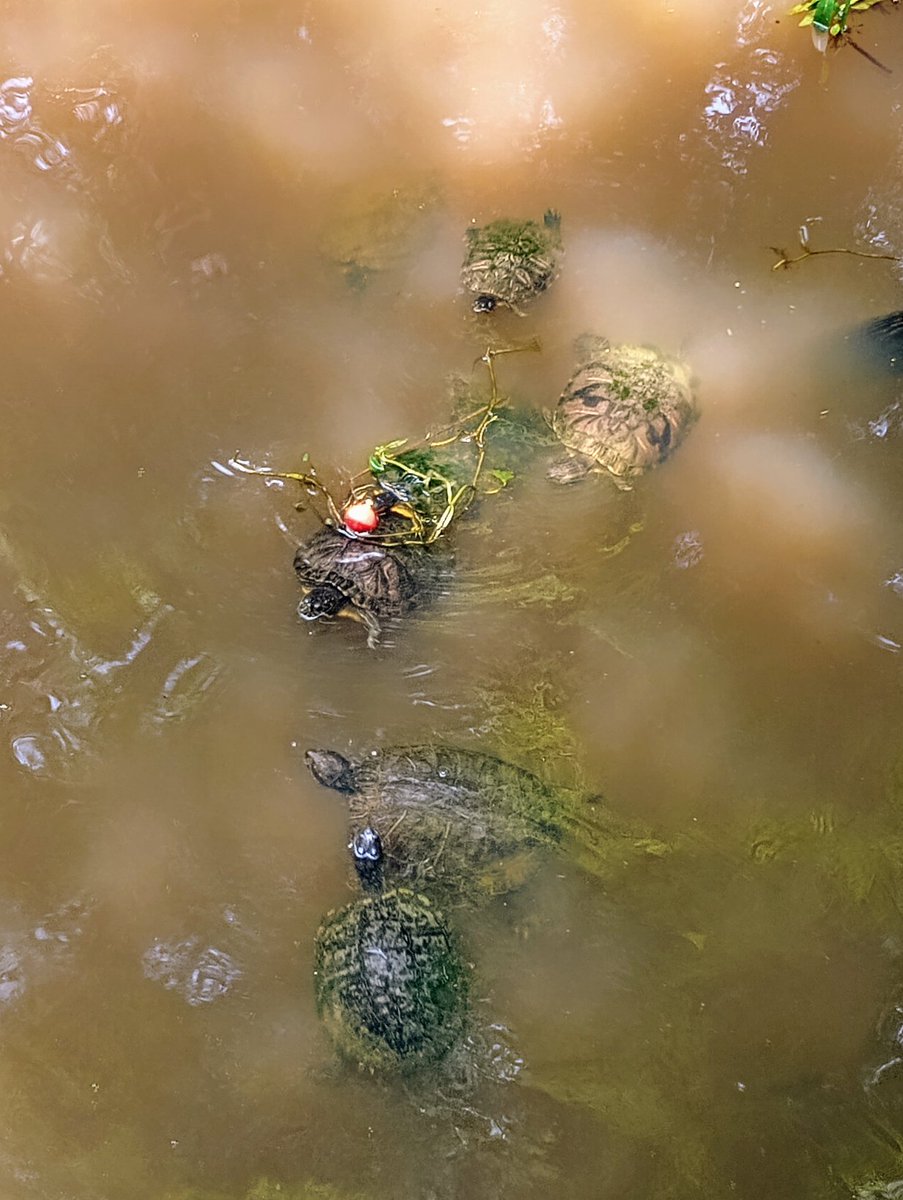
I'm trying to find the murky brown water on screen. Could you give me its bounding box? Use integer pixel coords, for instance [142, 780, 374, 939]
[3, 2, 903, 1197]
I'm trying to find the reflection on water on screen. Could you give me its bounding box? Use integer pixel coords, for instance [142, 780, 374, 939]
[1, 1, 903, 1197]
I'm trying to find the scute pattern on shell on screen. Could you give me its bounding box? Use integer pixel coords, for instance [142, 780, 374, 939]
[293, 527, 435, 618]
[461, 212, 562, 311]
[551, 344, 697, 484]
[314, 888, 467, 1072]
[312, 745, 564, 901]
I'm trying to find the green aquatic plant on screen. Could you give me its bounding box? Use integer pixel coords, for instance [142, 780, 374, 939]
[480, 568, 580, 610]
[249, 342, 541, 547]
[790, 0, 896, 62]
[852, 1179, 903, 1199]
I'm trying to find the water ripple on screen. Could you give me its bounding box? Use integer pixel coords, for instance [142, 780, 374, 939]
[142, 938, 243, 1006]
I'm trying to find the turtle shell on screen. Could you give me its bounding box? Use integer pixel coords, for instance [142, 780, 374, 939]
[314, 888, 468, 1072]
[321, 180, 441, 291]
[293, 526, 442, 618]
[461, 211, 562, 312]
[310, 745, 564, 901]
[550, 344, 697, 484]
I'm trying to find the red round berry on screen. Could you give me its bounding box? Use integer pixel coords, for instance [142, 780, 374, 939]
[343, 500, 380, 533]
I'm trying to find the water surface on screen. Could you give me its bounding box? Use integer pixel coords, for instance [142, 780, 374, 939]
[2, 2, 903, 1197]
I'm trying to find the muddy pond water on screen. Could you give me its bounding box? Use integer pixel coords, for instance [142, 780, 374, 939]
[3, 2, 903, 1197]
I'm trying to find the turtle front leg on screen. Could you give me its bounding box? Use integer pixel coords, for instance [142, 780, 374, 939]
[360, 609, 382, 649]
[546, 451, 593, 485]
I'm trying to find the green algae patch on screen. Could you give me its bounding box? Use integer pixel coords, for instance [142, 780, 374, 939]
[473, 660, 676, 883]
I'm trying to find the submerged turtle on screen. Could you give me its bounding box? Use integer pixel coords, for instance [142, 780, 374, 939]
[461, 210, 562, 314]
[321, 180, 441, 292]
[293, 518, 449, 648]
[306, 743, 666, 902]
[547, 337, 698, 486]
[851, 309, 903, 374]
[314, 827, 468, 1072]
[306, 745, 562, 900]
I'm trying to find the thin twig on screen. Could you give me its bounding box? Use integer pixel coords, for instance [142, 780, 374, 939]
[770, 244, 898, 271]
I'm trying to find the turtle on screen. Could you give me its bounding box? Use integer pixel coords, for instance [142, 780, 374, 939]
[321, 179, 441, 292]
[293, 518, 449, 649]
[851, 309, 903, 374]
[306, 744, 674, 902]
[461, 210, 562, 314]
[306, 744, 581, 902]
[314, 826, 469, 1073]
[547, 337, 698, 486]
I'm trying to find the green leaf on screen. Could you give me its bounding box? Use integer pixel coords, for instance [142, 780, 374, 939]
[798, 12, 816, 25]
[490, 468, 515, 486]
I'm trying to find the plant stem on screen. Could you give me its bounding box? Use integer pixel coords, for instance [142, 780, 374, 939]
[771, 244, 898, 271]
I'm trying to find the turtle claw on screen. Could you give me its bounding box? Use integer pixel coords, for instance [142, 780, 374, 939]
[361, 610, 382, 649]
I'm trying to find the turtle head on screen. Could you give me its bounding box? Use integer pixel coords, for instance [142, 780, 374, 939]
[305, 748, 360, 795]
[472, 293, 498, 314]
[351, 825, 384, 893]
[298, 584, 346, 622]
[546, 452, 593, 485]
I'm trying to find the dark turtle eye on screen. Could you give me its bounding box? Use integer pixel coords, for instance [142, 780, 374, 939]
[472, 294, 497, 313]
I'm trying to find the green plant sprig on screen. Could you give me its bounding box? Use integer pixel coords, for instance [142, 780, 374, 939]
[354, 341, 540, 544]
[789, 0, 896, 69]
[791, 0, 885, 39]
[267, 339, 540, 547]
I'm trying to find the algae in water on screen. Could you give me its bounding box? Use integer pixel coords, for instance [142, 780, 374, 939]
[474, 659, 674, 877]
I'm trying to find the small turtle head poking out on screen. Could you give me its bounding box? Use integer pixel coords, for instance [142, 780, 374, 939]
[305, 748, 359, 794]
[351, 825, 384, 892]
[472, 293, 498, 314]
[298, 585, 346, 622]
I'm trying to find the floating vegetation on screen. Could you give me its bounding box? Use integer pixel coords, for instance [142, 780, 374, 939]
[790, 0, 897, 65]
[248, 342, 540, 548]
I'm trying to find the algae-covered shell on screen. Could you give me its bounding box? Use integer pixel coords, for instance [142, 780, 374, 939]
[314, 888, 468, 1072]
[548, 341, 697, 486]
[461, 210, 562, 314]
[305, 744, 564, 901]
